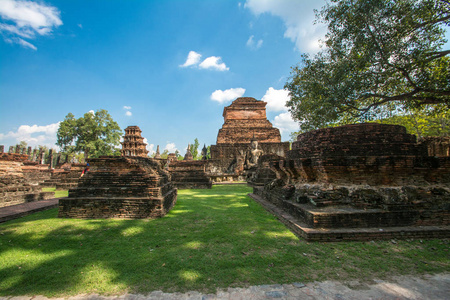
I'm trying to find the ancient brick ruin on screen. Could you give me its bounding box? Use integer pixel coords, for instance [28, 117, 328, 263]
[249, 123, 450, 241]
[167, 145, 212, 189]
[208, 97, 289, 181]
[0, 152, 54, 208]
[59, 127, 177, 219]
[40, 164, 85, 190]
[121, 125, 149, 157]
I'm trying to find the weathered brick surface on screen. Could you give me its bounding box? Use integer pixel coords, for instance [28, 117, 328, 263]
[217, 97, 282, 144]
[249, 123, 450, 241]
[58, 156, 177, 219]
[419, 136, 450, 157]
[121, 125, 149, 157]
[168, 160, 212, 189]
[209, 97, 289, 176]
[0, 153, 54, 208]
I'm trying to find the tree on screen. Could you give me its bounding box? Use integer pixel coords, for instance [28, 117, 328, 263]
[160, 149, 169, 159]
[376, 104, 450, 138]
[190, 138, 200, 160]
[174, 150, 183, 160]
[285, 0, 450, 132]
[56, 110, 122, 158]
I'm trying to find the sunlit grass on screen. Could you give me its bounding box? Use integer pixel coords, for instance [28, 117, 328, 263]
[41, 187, 68, 198]
[0, 185, 448, 297]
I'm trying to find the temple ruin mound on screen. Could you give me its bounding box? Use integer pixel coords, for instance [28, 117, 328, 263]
[209, 97, 289, 179]
[58, 156, 177, 219]
[249, 123, 450, 241]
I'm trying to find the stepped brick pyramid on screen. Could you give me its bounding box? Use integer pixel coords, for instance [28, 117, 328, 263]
[59, 126, 177, 219]
[0, 153, 53, 208]
[209, 97, 290, 179]
[249, 123, 450, 241]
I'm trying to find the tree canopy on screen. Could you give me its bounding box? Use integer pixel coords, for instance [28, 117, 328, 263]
[56, 110, 122, 158]
[285, 0, 450, 132]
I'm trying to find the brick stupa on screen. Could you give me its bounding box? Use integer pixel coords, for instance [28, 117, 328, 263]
[121, 126, 149, 157]
[216, 97, 282, 144]
[59, 126, 177, 219]
[208, 97, 289, 180]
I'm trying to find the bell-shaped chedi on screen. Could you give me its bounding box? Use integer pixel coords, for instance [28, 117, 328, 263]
[121, 126, 149, 157]
[216, 97, 282, 144]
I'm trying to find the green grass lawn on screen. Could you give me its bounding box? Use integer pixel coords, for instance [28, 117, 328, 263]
[41, 187, 69, 198]
[0, 185, 448, 297]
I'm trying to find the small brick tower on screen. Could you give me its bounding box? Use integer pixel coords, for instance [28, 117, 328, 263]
[121, 126, 149, 157]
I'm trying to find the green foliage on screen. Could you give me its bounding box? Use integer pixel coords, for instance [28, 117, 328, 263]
[175, 150, 183, 160]
[56, 110, 122, 158]
[190, 138, 200, 160]
[160, 149, 169, 159]
[376, 104, 450, 138]
[0, 185, 448, 297]
[18, 141, 27, 150]
[286, 0, 450, 132]
[206, 145, 211, 159]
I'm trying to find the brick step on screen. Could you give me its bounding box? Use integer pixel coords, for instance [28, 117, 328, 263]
[249, 193, 450, 242]
[56, 183, 78, 190]
[80, 174, 163, 182]
[173, 182, 212, 189]
[1, 192, 54, 206]
[1, 185, 37, 193]
[40, 182, 58, 187]
[58, 178, 80, 183]
[69, 186, 166, 198]
[171, 177, 212, 183]
[281, 200, 447, 229]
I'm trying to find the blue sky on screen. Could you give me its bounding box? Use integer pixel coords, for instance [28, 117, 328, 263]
[0, 0, 335, 154]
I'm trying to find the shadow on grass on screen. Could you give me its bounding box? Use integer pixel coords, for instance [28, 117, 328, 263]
[0, 185, 448, 297]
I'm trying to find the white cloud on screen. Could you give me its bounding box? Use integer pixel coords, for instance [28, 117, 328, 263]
[143, 139, 155, 155]
[262, 87, 290, 112]
[245, 0, 327, 53]
[164, 142, 177, 153]
[125, 111, 132, 117]
[0, 122, 60, 149]
[16, 37, 36, 50]
[272, 112, 298, 135]
[199, 56, 229, 71]
[123, 106, 131, 110]
[5, 36, 36, 50]
[0, 0, 62, 48]
[211, 88, 246, 103]
[246, 35, 263, 50]
[88, 110, 94, 114]
[180, 51, 229, 71]
[180, 51, 202, 67]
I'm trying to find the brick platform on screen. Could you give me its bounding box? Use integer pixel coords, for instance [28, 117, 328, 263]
[249, 193, 450, 242]
[58, 156, 177, 219]
[248, 123, 450, 241]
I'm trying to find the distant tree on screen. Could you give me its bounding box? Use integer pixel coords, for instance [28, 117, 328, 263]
[206, 145, 211, 160]
[190, 138, 200, 160]
[160, 149, 169, 159]
[376, 104, 450, 138]
[56, 110, 122, 158]
[286, 0, 450, 132]
[19, 141, 27, 150]
[175, 150, 183, 160]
